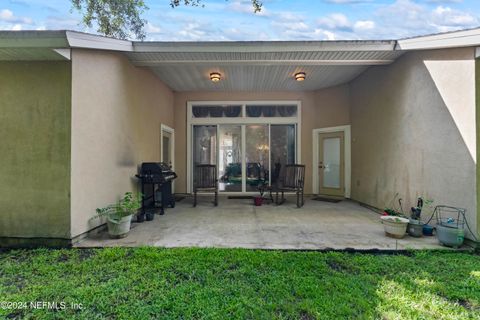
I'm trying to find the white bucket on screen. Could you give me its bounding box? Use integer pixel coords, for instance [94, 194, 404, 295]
[381, 216, 409, 239]
[107, 215, 132, 238]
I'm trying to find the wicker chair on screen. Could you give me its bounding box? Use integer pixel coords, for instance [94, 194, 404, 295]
[276, 164, 305, 208]
[193, 164, 218, 207]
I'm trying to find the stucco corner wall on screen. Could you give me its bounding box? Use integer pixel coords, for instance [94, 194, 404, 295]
[70, 49, 174, 238]
[0, 61, 72, 239]
[476, 57, 480, 239]
[173, 87, 350, 195]
[350, 47, 477, 239]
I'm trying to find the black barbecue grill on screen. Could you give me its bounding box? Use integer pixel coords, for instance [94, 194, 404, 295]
[135, 162, 177, 222]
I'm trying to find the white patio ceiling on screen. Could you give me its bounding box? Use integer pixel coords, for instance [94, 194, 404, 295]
[126, 41, 403, 92]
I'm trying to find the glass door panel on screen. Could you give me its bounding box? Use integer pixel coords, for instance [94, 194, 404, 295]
[218, 125, 242, 192]
[270, 124, 296, 184]
[162, 131, 172, 167]
[245, 125, 269, 192]
[193, 125, 217, 188]
[318, 131, 345, 197]
[323, 138, 341, 188]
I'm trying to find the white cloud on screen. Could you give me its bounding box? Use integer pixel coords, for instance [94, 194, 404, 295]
[227, 0, 268, 16]
[309, 0, 479, 40]
[11, 23, 22, 30]
[317, 13, 351, 31]
[324, 0, 373, 3]
[323, 30, 336, 40]
[372, 0, 478, 38]
[44, 16, 79, 29]
[354, 20, 375, 31]
[272, 20, 309, 31]
[425, 0, 462, 3]
[0, 9, 13, 20]
[270, 11, 311, 37]
[432, 6, 477, 27]
[146, 22, 161, 33]
[0, 8, 32, 24]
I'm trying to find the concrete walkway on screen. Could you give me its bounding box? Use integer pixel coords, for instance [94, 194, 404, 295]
[76, 196, 446, 250]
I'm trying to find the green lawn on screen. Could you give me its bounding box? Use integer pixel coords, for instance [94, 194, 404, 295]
[0, 248, 479, 319]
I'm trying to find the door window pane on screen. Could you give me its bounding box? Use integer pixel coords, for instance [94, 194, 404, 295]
[193, 126, 217, 189]
[162, 130, 172, 166]
[219, 125, 242, 192]
[270, 125, 295, 184]
[323, 137, 341, 188]
[163, 136, 170, 163]
[245, 125, 269, 192]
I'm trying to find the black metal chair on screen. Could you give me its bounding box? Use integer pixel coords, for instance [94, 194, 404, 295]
[276, 164, 305, 208]
[258, 163, 281, 203]
[193, 164, 218, 207]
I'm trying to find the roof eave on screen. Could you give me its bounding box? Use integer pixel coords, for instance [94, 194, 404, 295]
[132, 40, 397, 53]
[66, 31, 133, 51]
[0, 30, 69, 48]
[397, 27, 480, 50]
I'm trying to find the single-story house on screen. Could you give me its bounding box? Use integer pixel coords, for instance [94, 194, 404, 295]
[0, 28, 478, 247]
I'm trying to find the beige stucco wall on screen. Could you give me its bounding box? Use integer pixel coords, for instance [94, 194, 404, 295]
[71, 49, 174, 238]
[476, 58, 480, 237]
[350, 47, 477, 238]
[173, 86, 350, 195]
[0, 61, 71, 240]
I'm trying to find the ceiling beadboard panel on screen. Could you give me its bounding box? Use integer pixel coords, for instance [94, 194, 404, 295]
[125, 47, 403, 92]
[150, 64, 369, 92]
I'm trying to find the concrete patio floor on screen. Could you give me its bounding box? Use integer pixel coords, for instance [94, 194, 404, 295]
[76, 196, 447, 250]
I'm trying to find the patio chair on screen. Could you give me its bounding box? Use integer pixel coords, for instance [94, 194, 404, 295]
[276, 164, 305, 208]
[193, 164, 218, 207]
[258, 163, 281, 203]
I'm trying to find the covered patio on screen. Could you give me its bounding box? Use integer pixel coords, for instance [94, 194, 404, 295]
[0, 30, 477, 248]
[76, 197, 444, 250]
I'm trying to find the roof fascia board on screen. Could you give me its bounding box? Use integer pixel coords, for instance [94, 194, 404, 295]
[0, 31, 68, 48]
[132, 59, 395, 67]
[133, 41, 397, 53]
[66, 31, 133, 51]
[398, 28, 480, 50]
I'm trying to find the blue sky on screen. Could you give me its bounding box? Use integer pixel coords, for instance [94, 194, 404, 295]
[1, 0, 479, 40]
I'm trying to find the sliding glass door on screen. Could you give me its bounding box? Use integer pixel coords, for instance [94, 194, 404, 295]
[193, 124, 297, 193]
[189, 102, 300, 194]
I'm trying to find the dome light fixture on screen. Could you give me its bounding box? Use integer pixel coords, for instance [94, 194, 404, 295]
[294, 72, 306, 81]
[210, 72, 222, 82]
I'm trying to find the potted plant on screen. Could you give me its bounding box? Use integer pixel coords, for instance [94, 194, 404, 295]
[381, 208, 409, 238]
[92, 192, 142, 238]
[408, 197, 424, 237]
[408, 197, 434, 237]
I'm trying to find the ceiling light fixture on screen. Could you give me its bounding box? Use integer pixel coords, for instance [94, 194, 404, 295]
[210, 72, 222, 82]
[294, 72, 306, 82]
